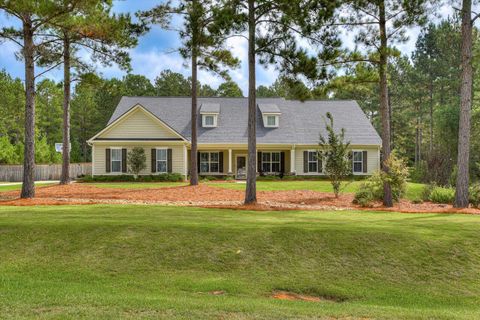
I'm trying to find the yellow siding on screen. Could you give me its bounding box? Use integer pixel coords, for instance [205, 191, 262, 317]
[92, 143, 186, 176]
[294, 146, 380, 175]
[98, 108, 179, 139]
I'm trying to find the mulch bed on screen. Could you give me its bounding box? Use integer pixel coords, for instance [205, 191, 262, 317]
[1, 183, 479, 215]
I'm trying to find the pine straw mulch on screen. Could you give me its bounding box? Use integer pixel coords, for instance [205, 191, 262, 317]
[0, 183, 479, 215]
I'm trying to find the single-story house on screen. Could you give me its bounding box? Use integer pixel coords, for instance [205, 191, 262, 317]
[87, 97, 382, 179]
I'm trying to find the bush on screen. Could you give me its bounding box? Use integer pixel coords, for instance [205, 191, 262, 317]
[421, 183, 436, 201]
[353, 152, 408, 206]
[127, 147, 146, 178]
[79, 173, 184, 183]
[469, 184, 480, 208]
[428, 187, 455, 204]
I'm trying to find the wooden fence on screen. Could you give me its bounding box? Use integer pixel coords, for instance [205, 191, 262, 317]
[0, 163, 91, 182]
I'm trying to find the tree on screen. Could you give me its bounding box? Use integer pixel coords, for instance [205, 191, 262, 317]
[36, 79, 63, 144]
[123, 74, 155, 96]
[226, 0, 335, 204]
[0, 0, 79, 198]
[154, 70, 191, 96]
[0, 70, 25, 144]
[139, 0, 239, 187]
[217, 80, 243, 97]
[319, 112, 352, 197]
[128, 147, 146, 179]
[38, 3, 141, 185]
[455, 0, 476, 208]
[318, 0, 434, 207]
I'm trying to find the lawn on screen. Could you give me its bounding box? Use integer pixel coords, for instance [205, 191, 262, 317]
[0, 182, 54, 193]
[0, 205, 479, 319]
[90, 180, 425, 200]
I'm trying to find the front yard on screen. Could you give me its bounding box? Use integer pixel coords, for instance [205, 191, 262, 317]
[0, 205, 479, 319]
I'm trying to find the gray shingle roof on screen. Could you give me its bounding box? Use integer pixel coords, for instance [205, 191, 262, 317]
[258, 103, 281, 114]
[199, 103, 220, 113]
[108, 97, 382, 145]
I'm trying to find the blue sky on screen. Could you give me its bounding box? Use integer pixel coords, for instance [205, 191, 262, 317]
[0, 1, 453, 95]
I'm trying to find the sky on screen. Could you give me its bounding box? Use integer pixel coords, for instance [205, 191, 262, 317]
[0, 1, 454, 95]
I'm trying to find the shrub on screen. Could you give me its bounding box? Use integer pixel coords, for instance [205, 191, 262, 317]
[79, 173, 184, 183]
[421, 183, 436, 201]
[353, 152, 408, 206]
[428, 187, 455, 204]
[411, 198, 423, 204]
[469, 184, 480, 208]
[127, 147, 146, 178]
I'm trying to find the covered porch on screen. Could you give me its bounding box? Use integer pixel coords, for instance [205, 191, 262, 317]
[186, 145, 296, 179]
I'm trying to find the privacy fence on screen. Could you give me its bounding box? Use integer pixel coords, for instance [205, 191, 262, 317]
[0, 163, 91, 182]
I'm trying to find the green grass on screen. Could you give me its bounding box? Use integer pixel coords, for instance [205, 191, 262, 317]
[0, 182, 54, 193]
[90, 180, 425, 201]
[0, 205, 479, 319]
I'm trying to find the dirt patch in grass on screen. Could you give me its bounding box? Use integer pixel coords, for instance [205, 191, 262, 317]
[0, 183, 479, 215]
[272, 291, 345, 303]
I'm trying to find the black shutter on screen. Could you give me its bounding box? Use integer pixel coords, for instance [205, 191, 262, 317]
[167, 148, 173, 173]
[257, 151, 262, 172]
[348, 151, 353, 172]
[317, 151, 322, 173]
[122, 148, 127, 173]
[303, 151, 308, 173]
[363, 151, 368, 173]
[151, 149, 156, 173]
[106, 148, 111, 173]
[280, 152, 285, 173]
[219, 151, 224, 173]
[197, 151, 201, 173]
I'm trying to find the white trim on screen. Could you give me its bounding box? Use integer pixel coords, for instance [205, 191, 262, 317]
[183, 145, 188, 179]
[199, 151, 221, 174]
[263, 114, 279, 128]
[202, 114, 218, 128]
[110, 147, 123, 174]
[260, 151, 281, 173]
[352, 150, 365, 175]
[91, 145, 95, 176]
[87, 104, 187, 143]
[155, 147, 168, 174]
[228, 149, 232, 174]
[290, 149, 295, 174]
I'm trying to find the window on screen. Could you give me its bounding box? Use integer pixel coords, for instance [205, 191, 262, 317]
[262, 152, 281, 173]
[200, 152, 219, 173]
[264, 115, 279, 128]
[353, 151, 363, 173]
[111, 148, 122, 173]
[202, 114, 217, 127]
[308, 151, 318, 173]
[156, 149, 167, 173]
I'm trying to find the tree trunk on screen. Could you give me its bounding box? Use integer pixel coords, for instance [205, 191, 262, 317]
[245, 0, 257, 204]
[190, 50, 199, 185]
[60, 35, 71, 185]
[455, 0, 473, 208]
[378, 0, 393, 207]
[20, 17, 36, 199]
[429, 78, 434, 153]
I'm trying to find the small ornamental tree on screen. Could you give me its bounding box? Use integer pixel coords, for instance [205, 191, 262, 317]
[127, 147, 146, 179]
[319, 112, 352, 198]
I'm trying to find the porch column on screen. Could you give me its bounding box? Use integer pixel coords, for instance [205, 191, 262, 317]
[290, 148, 296, 174]
[183, 145, 188, 179]
[228, 149, 232, 174]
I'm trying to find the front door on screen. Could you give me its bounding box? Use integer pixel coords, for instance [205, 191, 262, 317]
[236, 155, 247, 179]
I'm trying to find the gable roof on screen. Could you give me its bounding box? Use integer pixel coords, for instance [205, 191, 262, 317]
[106, 97, 382, 145]
[200, 103, 220, 113]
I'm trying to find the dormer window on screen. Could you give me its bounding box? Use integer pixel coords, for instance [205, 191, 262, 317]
[200, 103, 220, 128]
[258, 103, 281, 128]
[202, 114, 217, 127]
[265, 115, 278, 127]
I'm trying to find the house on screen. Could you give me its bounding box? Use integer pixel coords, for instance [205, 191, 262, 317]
[87, 97, 382, 179]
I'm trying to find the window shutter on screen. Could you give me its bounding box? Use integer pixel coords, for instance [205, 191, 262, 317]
[280, 152, 285, 173]
[317, 151, 322, 173]
[219, 152, 224, 173]
[122, 149, 127, 173]
[363, 151, 368, 173]
[348, 151, 353, 172]
[167, 148, 173, 173]
[197, 152, 201, 173]
[106, 148, 111, 173]
[303, 151, 308, 173]
[151, 149, 156, 173]
[257, 151, 262, 172]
